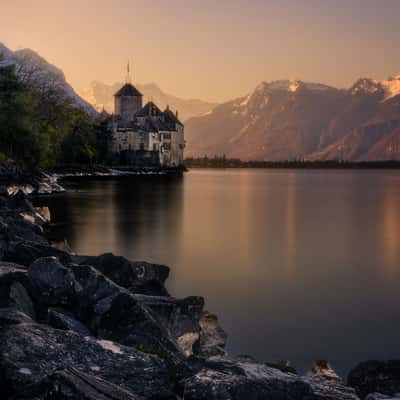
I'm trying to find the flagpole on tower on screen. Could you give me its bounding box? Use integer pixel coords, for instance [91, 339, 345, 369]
[126, 61, 131, 84]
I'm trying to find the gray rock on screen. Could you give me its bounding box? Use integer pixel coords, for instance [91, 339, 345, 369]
[0, 215, 47, 247]
[365, 394, 400, 400]
[0, 311, 174, 399]
[0, 263, 35, 319]
[69, 264, 187, 368]
[182, 356, 359, 400]
[12, 368, 142, 400]
[48, 308, 92, 336]
[348, 361, 400, 399]
[28, 257, 79, 309]
[0, 307, 34, 326]
[5, 241, 72, 266]
[135, 294, 204, 356]
[20, 206, 51, 226]
[195, 311, 227, 357]
[72, 253, 170, 296]
[307, 360, 342, 383]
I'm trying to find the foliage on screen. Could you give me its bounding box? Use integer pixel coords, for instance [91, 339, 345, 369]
[0, 63, 37, 167]
[185, 155, 400, 169]
[0, 57, 108, 170]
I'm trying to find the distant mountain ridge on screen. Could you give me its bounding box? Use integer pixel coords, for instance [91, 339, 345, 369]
[79, 81, 217, 122]
[0, 43, 96, 116]
[185, 77, 400, 161]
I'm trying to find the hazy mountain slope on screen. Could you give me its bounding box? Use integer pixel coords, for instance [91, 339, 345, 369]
[186, 80, 346, 160]
[0, 43, 96, 116]
[309, 120, 400, 161]
[79, 81, 217, 121]
[309, 84, 400, 161]
[186, 77, 400, 161]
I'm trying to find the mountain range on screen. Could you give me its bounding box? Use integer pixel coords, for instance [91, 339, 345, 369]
[79, 81, 217, 122]
[185, 77, 400, 161]
[1, 42, 400, 161]
[0, 43, 96, 116]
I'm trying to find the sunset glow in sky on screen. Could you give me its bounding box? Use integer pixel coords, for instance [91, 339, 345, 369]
[1, 0, 400, 102]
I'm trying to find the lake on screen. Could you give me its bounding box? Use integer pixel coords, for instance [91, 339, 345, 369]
[38, 169, 400, 376]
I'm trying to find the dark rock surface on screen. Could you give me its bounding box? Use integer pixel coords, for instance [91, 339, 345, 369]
[181, 356, 359, 400]
[0, 309, 174, 399]
[0, 263, 34, 318]
[68, 263, 186, 366]
[195, 310, 227, 357]
[5, 240, 72, 266]
[29, 257, 78, 308]
[12, 368, 143, 400]
[47, 307, 92, 336]
[0, 159, 65, 195]
[365, 394, 400, 400]
[134, 294, 204, 356]
[348, 361, 400, 399]
[72, 253, 170, 296]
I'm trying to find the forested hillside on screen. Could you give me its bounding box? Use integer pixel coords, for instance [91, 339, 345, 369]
[0, 58, 108, 169]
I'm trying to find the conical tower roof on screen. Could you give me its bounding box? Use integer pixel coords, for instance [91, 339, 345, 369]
[114, 83, 142, 97]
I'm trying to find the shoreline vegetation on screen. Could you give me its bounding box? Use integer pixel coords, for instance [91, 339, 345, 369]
[185, 156, 400, 170]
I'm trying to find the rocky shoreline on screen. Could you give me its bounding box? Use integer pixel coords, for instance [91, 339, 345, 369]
[48, 163, 187, 179]
[0, 172, 399, 399]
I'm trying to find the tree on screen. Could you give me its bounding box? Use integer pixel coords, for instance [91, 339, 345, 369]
[0, 56, 101, 169]
[60, 109, 97, 164]
[0, 62, 38, 166]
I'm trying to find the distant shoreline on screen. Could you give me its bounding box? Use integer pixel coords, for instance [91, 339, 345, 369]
[185, 158, 400, 170]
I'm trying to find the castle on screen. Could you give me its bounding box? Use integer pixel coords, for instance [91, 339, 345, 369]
[106, 69, 185, 168]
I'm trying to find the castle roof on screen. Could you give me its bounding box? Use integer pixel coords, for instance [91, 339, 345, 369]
[164, 107, 183, 126]
[135, 101, 163, 117]
[114, 83, 143, 97]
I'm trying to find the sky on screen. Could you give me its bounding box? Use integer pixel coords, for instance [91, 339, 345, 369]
[1, 0, 400, 102]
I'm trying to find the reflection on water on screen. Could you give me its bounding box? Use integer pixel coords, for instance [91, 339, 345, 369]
[38, 169, 400, 375]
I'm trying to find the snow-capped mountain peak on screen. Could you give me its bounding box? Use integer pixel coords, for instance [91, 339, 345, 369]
[381, 74, 400, 101]
[350, 78, 381, 95]
[255, 80, 334, 95]
[350, 75, 400, 101]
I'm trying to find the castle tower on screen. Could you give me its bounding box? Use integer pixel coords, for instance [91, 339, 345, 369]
[114, 62, 143, 121]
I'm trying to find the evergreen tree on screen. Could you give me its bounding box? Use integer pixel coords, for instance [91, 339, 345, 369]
[0, 63, 37, 166]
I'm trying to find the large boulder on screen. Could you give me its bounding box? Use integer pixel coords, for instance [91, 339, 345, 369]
[194, 311, 227, 357]
[181, 356, 359, 400]
[28, 257, 79, 313]
[0, 215, 47, 248]
[307, 360, 342, 383]
[4, 241, 72, 266]
[135, 294, 204, 356]
[365, 394, 400, 400]
[47, 308, 92, 336]
[70, 264, 186, 367]
[348, 361, 400, 399]
[72, 253, 170, 296]
[0, 310, 175, 399]
[12, 368, 143, 400]
[22, 258, 186, 368]
[0, 262, 35, 319]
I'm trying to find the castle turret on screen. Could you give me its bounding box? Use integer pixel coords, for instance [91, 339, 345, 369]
[114, 83, 143, 121]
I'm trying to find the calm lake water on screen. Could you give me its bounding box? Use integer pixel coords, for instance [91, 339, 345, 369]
[38, 169, 400, 376]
